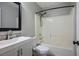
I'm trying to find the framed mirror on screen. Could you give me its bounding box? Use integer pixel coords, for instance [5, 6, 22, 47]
[0, 2, 21, 31]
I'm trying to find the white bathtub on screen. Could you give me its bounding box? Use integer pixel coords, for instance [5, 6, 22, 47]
[33, 37, 74, 56]
[40, 43, 74, 56]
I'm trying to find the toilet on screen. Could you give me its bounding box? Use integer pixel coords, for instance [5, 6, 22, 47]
[33, 44, 50, 56]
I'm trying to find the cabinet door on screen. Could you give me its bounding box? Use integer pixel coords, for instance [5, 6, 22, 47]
[21, 41, 33, 56]
[0, 48, 18, 56]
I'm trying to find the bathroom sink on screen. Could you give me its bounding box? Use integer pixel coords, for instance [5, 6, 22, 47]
[0, 36, 32, 55]
[16, 36, 31, 41]
[0, 36, 32, 48]
[0, 38, 17, 46]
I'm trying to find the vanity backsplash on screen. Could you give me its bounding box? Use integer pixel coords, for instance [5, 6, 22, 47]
[0, 31, 22, 41]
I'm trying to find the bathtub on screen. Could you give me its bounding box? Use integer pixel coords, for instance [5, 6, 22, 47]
[32, 37, 74, 56]
[39, 43, 74, 56]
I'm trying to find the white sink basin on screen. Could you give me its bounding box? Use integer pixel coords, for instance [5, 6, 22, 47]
[0, 38, 17, 46]
[0, 36, 32, 48]
[17, 36, 31, 41]
[0, 36, 33, 55]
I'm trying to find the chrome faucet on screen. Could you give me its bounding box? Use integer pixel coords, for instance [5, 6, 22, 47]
[6, 30, 13, 40]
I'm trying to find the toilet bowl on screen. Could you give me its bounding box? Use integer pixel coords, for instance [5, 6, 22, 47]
[34, 44, 50, 56]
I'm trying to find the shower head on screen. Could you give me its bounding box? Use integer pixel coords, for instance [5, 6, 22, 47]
[42, 12, 46, 16]
[40, 12, 47, 16]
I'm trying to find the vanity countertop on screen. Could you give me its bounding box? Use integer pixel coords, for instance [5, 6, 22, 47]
[0, 36, 33, 55]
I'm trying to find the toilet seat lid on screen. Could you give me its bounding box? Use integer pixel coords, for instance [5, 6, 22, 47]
[35, 45, 49, 54]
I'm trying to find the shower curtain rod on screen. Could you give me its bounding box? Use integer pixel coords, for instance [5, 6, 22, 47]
[36, 5, 74, 14]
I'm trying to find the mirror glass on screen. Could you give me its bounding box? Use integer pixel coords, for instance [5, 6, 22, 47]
[0, 2, 19, 28]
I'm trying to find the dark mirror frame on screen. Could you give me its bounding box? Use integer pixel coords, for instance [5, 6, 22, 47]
[0, 2, 21, 31]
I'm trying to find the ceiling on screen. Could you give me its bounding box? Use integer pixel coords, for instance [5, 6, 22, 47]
[36, 2, 74, 10]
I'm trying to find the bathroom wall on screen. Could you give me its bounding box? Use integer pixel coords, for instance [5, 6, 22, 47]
[21, 2, 42, 37]
[0, 8, 1, 28]
[42, 7, 75, 49]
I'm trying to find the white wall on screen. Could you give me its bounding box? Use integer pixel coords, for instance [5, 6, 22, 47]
[76, 2, 79, 56]
[0, 8, 1, 28]
[42, 7, 75, 49]
[21, 2, 42, 37]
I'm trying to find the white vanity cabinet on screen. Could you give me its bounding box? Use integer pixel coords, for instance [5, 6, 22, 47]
[19, 41, 33, 56]
[0, 37, 33, 56]
[0, 47, 19, 56]
[0, 42, 33, 56]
